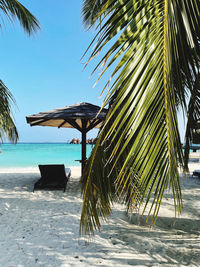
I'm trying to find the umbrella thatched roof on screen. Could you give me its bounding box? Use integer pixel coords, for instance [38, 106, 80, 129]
[26, 102, 107, 175]
[26, 102, 107, 131]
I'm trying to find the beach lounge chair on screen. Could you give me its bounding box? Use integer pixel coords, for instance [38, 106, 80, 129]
[193, 170, 200, 177]
[33, 164, 71, 192]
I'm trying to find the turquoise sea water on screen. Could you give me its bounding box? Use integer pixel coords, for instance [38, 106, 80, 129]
[1, 143, 199, 169]
[0, 143, 93, 168]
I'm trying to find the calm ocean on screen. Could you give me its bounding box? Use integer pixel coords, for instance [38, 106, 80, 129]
[0, 143, 93, 168]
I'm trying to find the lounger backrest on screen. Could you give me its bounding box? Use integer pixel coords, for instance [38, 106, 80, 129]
[39, 164, 67, 184]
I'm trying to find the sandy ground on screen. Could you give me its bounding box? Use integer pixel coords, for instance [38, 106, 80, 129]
[0, 159, 199, 267]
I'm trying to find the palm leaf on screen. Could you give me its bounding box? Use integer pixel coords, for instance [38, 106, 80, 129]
[80, 0, 200, 235]
[0, 0, 40, 34]
[184, 71, 200, 171]
[0, 80, 18, 143]
[0, 1, 39, 144]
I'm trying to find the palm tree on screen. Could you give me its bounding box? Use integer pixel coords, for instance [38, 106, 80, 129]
[0, 0, 40, 142]
[80, 0, 200, 235]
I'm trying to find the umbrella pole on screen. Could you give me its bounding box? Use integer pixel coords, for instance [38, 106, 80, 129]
[81, 121, 87, 176]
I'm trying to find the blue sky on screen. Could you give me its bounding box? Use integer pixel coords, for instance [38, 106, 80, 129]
[1, 0, 103, 142]
[0, 0, 185, 143]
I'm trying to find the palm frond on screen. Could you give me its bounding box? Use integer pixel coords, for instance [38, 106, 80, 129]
[0, 1, 39, 144]
[80, 0, 200, 235]
[184, 70, 200, 171]
[0, 80, 18, 143]
[0, 0, 40, 34]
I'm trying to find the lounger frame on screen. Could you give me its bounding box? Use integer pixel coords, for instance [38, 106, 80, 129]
[33, 164, 71, 192]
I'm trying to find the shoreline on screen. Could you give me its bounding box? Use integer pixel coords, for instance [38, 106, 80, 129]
[0, 154, 199, 174]
[0, 166, 81, 175]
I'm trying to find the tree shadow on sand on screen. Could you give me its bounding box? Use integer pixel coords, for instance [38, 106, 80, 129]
[93, 206, 200, 266]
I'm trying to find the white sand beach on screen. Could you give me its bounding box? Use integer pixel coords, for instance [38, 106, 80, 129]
[0, 160, 199, 267]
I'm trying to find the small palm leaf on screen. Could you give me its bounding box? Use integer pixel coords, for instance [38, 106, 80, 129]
[0, 80, 18, 143]
[0, 0, 40, 34]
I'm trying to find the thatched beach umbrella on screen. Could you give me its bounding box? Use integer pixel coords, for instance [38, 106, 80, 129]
[26, 102, 107, 175]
